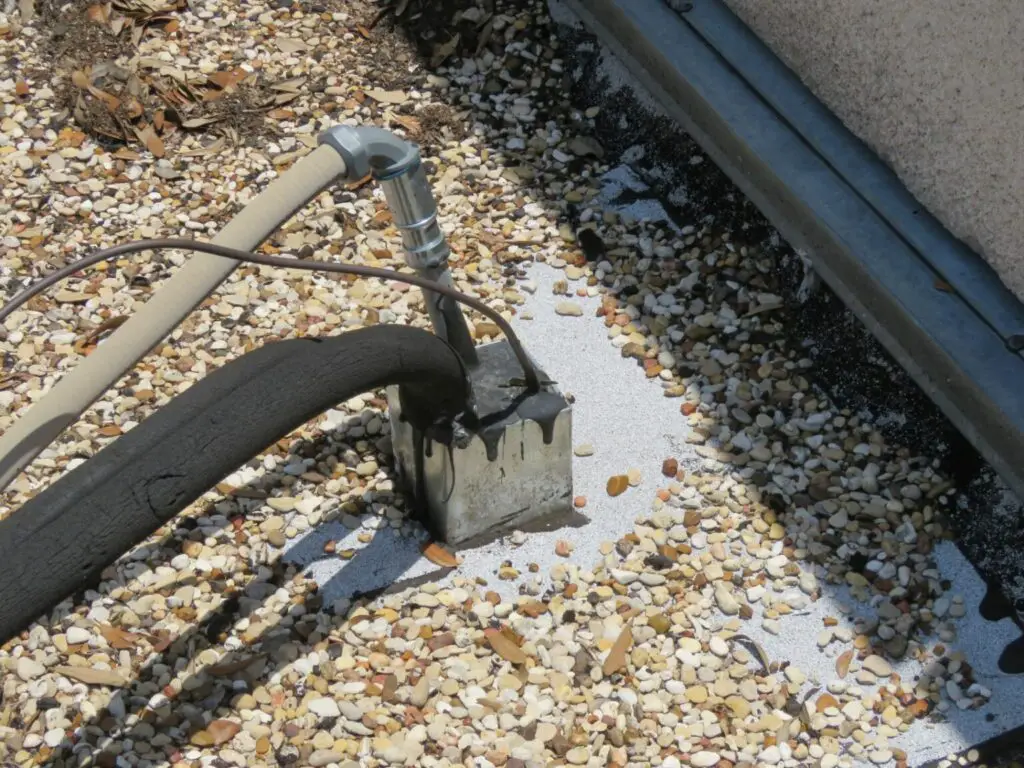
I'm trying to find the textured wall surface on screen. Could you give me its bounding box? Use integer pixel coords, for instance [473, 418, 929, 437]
[723, 0, 1024, 303]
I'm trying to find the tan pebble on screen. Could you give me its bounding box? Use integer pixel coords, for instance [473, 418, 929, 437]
[725, 695, 751, 717]
[267, 497, 296, 512]
[555, 540, 574, 557]
[648, 614, 671, 634]
[686, 685, 708, 703]
[862, 655, 893, 677]
[497, 673, 522, 691]
[626, 467, 642, 486]
[573, 443, 595, 457]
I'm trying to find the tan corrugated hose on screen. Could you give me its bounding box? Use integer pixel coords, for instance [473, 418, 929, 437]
[0, 144, 348, 491]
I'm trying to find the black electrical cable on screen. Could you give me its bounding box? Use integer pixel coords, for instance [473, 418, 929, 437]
[0, 238, 541, 392]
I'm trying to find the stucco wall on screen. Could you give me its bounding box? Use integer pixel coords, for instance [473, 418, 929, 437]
[723, 0, 1024, 304]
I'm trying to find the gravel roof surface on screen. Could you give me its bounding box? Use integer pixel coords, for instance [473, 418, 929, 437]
[2, 0, 1023, 767]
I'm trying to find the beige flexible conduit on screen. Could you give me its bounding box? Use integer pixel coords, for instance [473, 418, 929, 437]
[0, 144, 348, 491]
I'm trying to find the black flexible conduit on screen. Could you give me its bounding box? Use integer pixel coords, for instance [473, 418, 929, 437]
[0, 325, 471, 646]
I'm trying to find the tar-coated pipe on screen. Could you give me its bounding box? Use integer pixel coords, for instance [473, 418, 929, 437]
[0, 325, 470, 646]
[0, 144, 348, 492]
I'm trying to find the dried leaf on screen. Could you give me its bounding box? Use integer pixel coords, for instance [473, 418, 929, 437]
[388, 112, 421, 134]
[356, 24, 372, 38]
[114, 147, 141, 160]
[148, 630, 173, 653]
[207, 68, 246, 90]
[431, 32, 460, 67]
[273, 91, 299, 105]
[144, 132, 165, 157]
[124, 98, 144, 119]
[88, 86, 120, 113]
[179, 136, 226, 157]
[97, 624, 143, 650]
[731, 633, 771, 671]
[475, 17, 494, 55]
[267, 108, 295, 120]
[97, 425, 122, 437]
[835, 649, 853, 678]
[269, 76, 306, 93]
[86, 3, 110, 23]
[206, 654, 265, 677]
[53, 665, 128, 687]
[421, 542, 459, 568]
[0, 372, 33, 392]
[934, 278, 954, 293]
[71, 70, 91, 89]
[180, 117, 222, 129]
[602, 627, 633, 676]
[484, 627, 527, 665]
[365, 87, 406, 105]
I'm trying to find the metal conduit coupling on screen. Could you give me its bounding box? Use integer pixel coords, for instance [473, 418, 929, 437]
[319, 126, 478, 365]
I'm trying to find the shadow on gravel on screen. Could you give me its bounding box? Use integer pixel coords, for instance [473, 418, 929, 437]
[23, 0, 1024, 766]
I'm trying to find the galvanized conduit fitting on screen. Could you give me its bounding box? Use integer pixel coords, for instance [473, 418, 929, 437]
[0, 325, 472, 646]
[319, 126, 479, 367]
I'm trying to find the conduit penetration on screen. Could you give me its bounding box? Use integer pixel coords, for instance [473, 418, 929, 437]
[0, 325, 471, 646]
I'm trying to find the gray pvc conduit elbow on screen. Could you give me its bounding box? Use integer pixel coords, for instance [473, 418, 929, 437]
[0, 325, 471, 645]
[0, 145, 349, 492]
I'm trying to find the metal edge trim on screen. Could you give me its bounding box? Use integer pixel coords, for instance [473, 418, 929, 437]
[561, 0, 1024, 502]
[678, 0, 1024, 344]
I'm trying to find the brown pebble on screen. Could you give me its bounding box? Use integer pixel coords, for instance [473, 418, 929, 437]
[816, 693, 840, 712]
[661, 458, 678, 477]
[574, 495, 587, 508]
[835, 649, 853, 678]
[323, 540, 336, 554]
[680, 402, 697, 415]
[607, 475, 629, 497]
[555, 540, 574, 557]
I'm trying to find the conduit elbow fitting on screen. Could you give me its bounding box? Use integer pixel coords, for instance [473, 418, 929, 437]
[318, 125, 448, 273]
